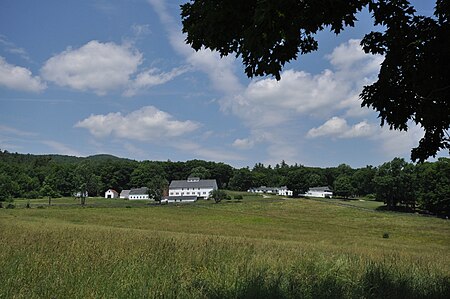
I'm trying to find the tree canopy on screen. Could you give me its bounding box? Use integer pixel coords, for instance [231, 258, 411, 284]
[1, 150, 449, 215]
[181, 0, 450, 161]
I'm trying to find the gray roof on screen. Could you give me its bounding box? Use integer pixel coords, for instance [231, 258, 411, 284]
[309, 186, 332, 192]
[249, 186, 279, 191]
[129, 187, 148, 195]
[120, 190, 130, 196]
[169, 179, 218, 189]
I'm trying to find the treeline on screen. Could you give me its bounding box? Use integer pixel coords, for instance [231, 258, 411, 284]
[0, 150, 448, 215]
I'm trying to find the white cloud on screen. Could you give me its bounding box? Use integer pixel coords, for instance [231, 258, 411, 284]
[221, 68, 353, 130]
[221, 39, 383, 127]
[0, 125, 37, 137]
[0, 35, 31, 62]
[217, 39, 384, 163]
[186, 49, 243, 94]
[147, 0, 243, 95]
[75, 106, 200, 141]
[124, 66, 189, 97]
[41, 140, 82, 156]
[172, 141, 245, 161]
[341, 120, 376, 138]
[92, 0, 118, 15]
[0, 57, 46, 92]
[144, 3, 398, 165]
[131, 24, 151, 37]
[41, 40, 142, 95]
[123, 142, 147, 158]
[232, 138, 255, 150]
[307, 117, 376, 139]
[307, 117, 349, 138]
[307, 116, 427, 160]
[41, 40, 185, 96]
[375, 124, 425, 158]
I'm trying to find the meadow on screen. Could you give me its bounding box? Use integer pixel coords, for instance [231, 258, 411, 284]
[1, 195, 449, 298]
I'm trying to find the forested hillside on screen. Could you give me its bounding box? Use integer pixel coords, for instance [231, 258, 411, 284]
[0, 150, 448, 215]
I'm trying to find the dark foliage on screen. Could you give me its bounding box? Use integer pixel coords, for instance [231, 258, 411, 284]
[0, 150, 448, 215]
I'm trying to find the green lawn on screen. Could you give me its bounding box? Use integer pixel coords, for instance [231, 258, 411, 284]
[303, 196, 385, 210]
[1, 195, 449, 298]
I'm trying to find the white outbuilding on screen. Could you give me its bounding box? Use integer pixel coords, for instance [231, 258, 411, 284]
[168, 177, 218, 199]
[128, 187, 150, 200]
[305, 187, 333, 198]
[105, 189, 119, 199]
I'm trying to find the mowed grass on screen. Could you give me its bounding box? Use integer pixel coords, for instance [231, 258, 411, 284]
[1, 196, 449, 298]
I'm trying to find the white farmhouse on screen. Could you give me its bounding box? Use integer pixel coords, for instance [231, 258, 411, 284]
[247, 186, 279, 194]
[168, 177, 217, 199]
[305, 187, 333, 198]
[278, 186, 293, 196]
[74, 191, 88, 198]
[247, 186, 293, 196]
[105, 189, 119, 199]
[128, 187, 150, 200]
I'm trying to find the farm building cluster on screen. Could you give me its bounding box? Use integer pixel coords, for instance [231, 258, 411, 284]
[247, 186, 293, 196]
[104, 177, 333, 204]
[104, 177, 217, 203]
[247, 186, 333, 198]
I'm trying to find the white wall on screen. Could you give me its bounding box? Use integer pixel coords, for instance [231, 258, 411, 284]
[105, 190, 118, 198]
[306, 191, 332, 198]
[129, 194, 149, 200]
[169, 187, 214, 199]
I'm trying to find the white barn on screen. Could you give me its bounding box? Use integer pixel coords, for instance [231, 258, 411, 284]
[305, 187, 333, 198]
[105, 189, 119, 199]
[128, 187, 150, 200]
[169, 177, 218, 199]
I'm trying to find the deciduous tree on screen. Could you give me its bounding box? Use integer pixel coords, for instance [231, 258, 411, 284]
[373, 158, 416, 210]
[334, 175, 355, 199]
[209, 189, 229, 203]
[147, 176, 168, 203]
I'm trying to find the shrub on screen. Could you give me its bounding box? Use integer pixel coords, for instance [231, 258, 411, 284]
[5, 203, 15, 209]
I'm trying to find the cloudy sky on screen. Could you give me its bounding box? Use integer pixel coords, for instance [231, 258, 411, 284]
[0, 0, 441, 168]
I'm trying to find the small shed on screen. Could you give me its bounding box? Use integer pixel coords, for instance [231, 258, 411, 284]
[105, 189, 119, 199]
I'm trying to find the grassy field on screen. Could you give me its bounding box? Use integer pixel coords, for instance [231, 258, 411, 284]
[1, 195, 449, 298]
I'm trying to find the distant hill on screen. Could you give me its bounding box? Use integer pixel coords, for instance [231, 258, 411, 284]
[46, 154, 135, 164]
[0, 150, 134, 164]
[85, 154, 133, 162]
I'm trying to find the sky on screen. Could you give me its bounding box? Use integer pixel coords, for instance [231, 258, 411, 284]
[0, 0, 443, 168]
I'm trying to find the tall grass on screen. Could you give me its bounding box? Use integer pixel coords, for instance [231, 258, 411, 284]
[1, 198, 449, 298]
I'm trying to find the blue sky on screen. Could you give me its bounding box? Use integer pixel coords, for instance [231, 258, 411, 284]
[0, 0, 442, 168]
